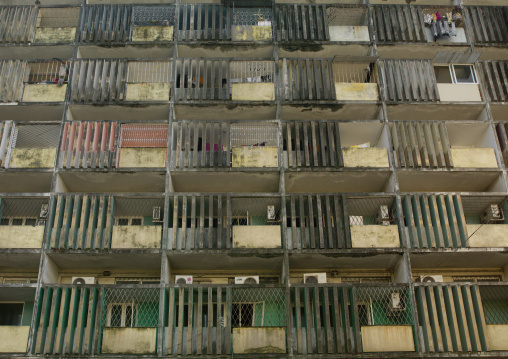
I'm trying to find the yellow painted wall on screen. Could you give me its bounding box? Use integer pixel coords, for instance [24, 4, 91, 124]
[451, 148, 498, 168]
[350, 225, 400, 248]
[361, 326, 415, 352]
[466, 224, 508, 247]
[232, 225, 281, 249]
[0, 326, 29, 353]
[9, 148, 56, 168]
[437, 84, 482, 102]
[22, 84, 67, 102]
[111, 226, 161, 249]
[0, 226, 44, 248]
[335, 83, 378, 101]
[33, 27, 76, 43]
[232, 147, 278, 168]
[132, 26, 173, 42]
[233, 327, 286, 354]
[102, 328, 156, 354]
[232, 83, 275, 101]
[343, 147, 389, 168]
[125, 83, 170, 102]
[486, 324, 508, 350]
[231, 26, 272, 41]
[118, 148, 166, 168]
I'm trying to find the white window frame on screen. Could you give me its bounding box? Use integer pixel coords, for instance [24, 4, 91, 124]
[435, 64, 478, 85]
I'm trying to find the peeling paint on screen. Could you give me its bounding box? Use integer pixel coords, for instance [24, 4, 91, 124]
[125, 83, 170, 102]
[132, 26, 173, 42]
[343, 147, 389, 168]
[232, 147, 277, 168]
[231, 83, 275, 101]
[102, 327, 156, 354]
[233, 327, 286, 354]
[335, 83, 379, 101]
[232, 226, 281, 249]
[33, 27, 76, 43]
[118, 148, 166, 168]
[111, 226, 161, 249]
[0, 326, 30, 353]
[0, 226, 44, 248]
[22, 84, 67, 103]
[232, 26, 272, 42]
[350, 225, 400, 248]
[9, 148, 56, 168]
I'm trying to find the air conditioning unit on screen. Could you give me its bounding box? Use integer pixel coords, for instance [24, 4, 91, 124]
[267, 206, 276, 220]
[175, 275, 193, 285]
[481, 204, 504, 224]
[40, 204, 48, 218]
[377, 205, 391, 226]
[303, 273, 327, 284]
[388, 292, 405, 311]
[153, 206, 161, 221]
[235, 276, 259, 285]
[72, 277, 95, 285]
[420, 275, 443, 283]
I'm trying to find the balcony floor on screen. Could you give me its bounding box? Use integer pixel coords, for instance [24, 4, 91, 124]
[174, 102, 276, 120]
[281, 102, 381, 120]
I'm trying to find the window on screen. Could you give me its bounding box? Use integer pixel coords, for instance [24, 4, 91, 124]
[0, 303, 24, 326]
[0, 217, 38, 226]
[107, 302, 136, 327]
[453, 276, 501, 282]
[115, 278, 160, 284]
[115, 217, 143, 226]
[434, 65, 477, 84]
[232, 303, 255, 327]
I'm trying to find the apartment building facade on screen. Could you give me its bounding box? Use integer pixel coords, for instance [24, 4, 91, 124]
[0, 0, 507, 357]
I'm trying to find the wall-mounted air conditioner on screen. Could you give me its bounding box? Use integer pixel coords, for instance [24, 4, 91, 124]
[235, 276, 259, 284]
[481, 204, 504, 224]
[388, 292, 405, 312]
[72, 277, 95, 285]
[267, 206, 275, 220]
[377, 205, 391, 226]
[153, 206, 161, 221]
[419, 275, 444, 283]
[175, 275, 193, 285]
[303, 273, 327, 284]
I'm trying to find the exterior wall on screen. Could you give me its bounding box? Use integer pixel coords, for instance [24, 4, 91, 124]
[343, 147, 389, 168]
[0, 226, 44, 248]
[231, 26, 272, 41]
[0, 326, 29, 353]
[486, 324, 508, 350]
[33, 27, 76, 43]
[450, 148, 498, 168]
[232, 225, 281, 248]
[437, 84, 482, 102]
[101, 327, 156, 354]
[132, 26, 173, 42]
[9, 148, 56, 168]
[329, 26, 370, 42]
[232, 327, 286, 354]
[111, 226, 162, 249]
[231, 83, 275, 101]
[350, 225, 400, 248]
[21, 84, 67, 102]
[232, 147, 278, 168]
[125, 83, 170, 101]
[335, 83, 379, 101]
[361, 325, 415, 352]
[466, 224, 508, 247]
[118, 148, 166, 168]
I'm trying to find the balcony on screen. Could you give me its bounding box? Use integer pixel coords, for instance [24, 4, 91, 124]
[391, 121, 502, 192]
[31, 285, 160, 355]
[283, 121, 391, 192]
[465, 6, 508, 60]
[414, 283, 508, 353]
[78, 5, 175, 58]
[280, 57, 380, 119]
[174, 59, 276, 120]
[275, 4, 371, 58]
[380, 59, 485, 122]
[170, 121, 279, 192]
[0, 284, 36, 354]
[372, 5, 470, 59]
[477, 60, 508, 121]
[290, 284, 416, 354]
[57, 121, 168, 192]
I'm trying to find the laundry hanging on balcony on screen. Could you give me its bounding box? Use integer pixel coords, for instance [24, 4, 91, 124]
[424, 10, 460, 41]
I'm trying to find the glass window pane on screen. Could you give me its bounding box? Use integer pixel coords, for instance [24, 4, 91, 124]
[454, 65, 476, 83]
[434, 66, 453, 83]
[0, 303, 24, 326]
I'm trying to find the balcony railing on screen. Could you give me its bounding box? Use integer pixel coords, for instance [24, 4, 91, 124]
[0, 6, 38, 44]
[465, 6, 508, 45]
[477, 61, 508, 103]
[291, 284, 416, 354]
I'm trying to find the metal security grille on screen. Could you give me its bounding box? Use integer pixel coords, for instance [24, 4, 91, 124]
[0, 60, 27, 102]
[232, 288, 285, 327]
[119, 124, 168, 148]
[333, 62, 378, 84]
[401, 194, 468, 249]
[232, 7, 272, 26]
[0, 196, 48, 226]
[100, 287, 159, 328]
[0, 6, 37, 44]
[231, 197, 281, 226]
[285, 194, 345, 250]
[346, 196, 397, 226]
[230, 123, 277, 147]
[415, 283, 489, 353]
[79, 5, 132, 43]
[230, 61, 274, 83]
[25, 61, 71, 84]
[391, 121, 452, 168]
[59, 121, 118, 169]
[133, 6, 175, 26]
[379, 59, 440, 102]
[37, 7, 80, 28]
[355, 286, 414, 326]
[479, 285, 508, 325]
[11, 124, 60, 149]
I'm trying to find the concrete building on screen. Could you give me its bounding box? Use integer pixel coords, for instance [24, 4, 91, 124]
[0, 0, 507, 357]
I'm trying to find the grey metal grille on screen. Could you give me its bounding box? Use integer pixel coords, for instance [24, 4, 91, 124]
[232, 288, 286, 327]
[355, 286, 414, 326]
[479, 285, 508, 325]
[232, 7, 272, 26]
[346, 196, 396, 226]
[230, 123, 278, 147]
[231, 197, 281, 226]
[133, 6, 175, 26]
[11, 124, 61, 149]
